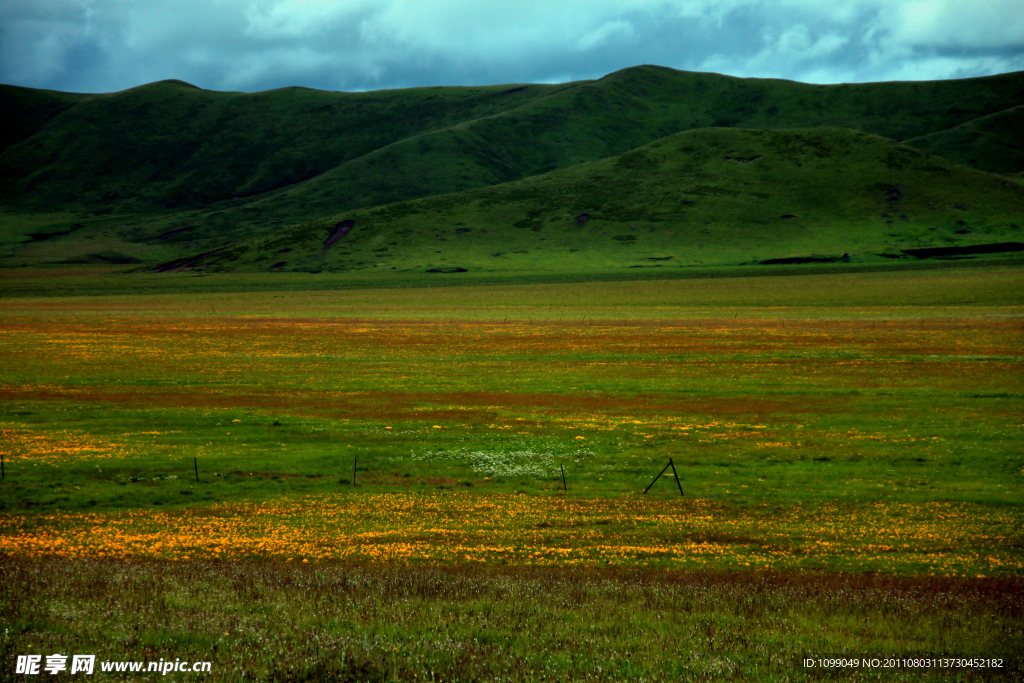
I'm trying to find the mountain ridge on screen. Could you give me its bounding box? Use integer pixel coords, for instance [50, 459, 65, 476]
[2, 65, 1022, 274]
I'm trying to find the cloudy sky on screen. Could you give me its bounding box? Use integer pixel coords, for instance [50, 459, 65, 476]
[2, 0, 1023, 93]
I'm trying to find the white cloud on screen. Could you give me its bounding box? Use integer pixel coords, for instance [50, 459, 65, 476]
[245, 0, 369, 39]
[577, 20, 635, 50]
[882, 0, 1024, 49]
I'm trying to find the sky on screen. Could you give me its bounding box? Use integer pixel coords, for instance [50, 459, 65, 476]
[2, 0, 1023, 93]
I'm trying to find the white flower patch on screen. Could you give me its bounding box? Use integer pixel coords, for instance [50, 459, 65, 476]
[410, 447, 593, 479]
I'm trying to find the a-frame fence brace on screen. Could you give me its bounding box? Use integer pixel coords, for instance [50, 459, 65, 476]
[643, 457, 684, 496]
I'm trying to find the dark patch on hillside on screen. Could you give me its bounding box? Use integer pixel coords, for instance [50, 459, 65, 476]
[153, 246, 230, 273]
[426, 267, 468, 273]
[761, 256, 846, 265]
[27, 224, 83, 242]
[90, 253, 142, 264]
[154, 226, 194, 241]
[325, 220, 354, 248]
[60, 251, 142, 265]
[902, 242, 1024, 259]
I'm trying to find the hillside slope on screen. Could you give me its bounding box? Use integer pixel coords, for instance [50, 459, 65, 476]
[2, 66, 1022, 271]
[184, 127, 1024, 276]
[0, 84, 89, 155]
[2, 66, 1023, 217]
[0, 78, 575, 212]
[219, 67, 1024, 235]
[903, 105, 1024, 175]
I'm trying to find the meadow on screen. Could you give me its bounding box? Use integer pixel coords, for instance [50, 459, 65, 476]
[1, 265, 1023, 680]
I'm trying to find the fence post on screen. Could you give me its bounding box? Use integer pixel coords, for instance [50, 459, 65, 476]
[643, 460, 672, 494]
[644, 458, 684, 496]
[668, 458, 684, 497]
[194, 457, 199, 483]
[561, 464, 567, 492]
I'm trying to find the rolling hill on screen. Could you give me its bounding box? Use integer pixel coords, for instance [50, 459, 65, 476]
[1, 65, 1023, 275]
[180, 127, 1024, 276]
[903, 105, 1024, 175]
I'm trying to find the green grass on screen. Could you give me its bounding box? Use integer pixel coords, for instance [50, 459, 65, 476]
[3, 558, 1020, 682]
[2, 268, 1022, 680]
[4, 257, 1024, 300]
[1, 268, 1021, 516]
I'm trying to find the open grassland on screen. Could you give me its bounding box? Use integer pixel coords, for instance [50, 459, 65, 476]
[2, 558, 1022, 682]
[1, 268, 1021, 547]
[2, 495, 1022, 577]
[1, 267, 1022, 680]
[2, 259, 1023, 304]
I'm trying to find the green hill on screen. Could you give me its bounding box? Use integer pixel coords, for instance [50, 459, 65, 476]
[903, 105, 1024, 175]
[0, 84, 89, 155]
[182, 127, 1024, 276]
[0, 78, 575, 212]
[1, 65, 1023, 274]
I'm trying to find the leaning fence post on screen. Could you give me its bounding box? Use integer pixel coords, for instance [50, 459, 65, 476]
[643, 460, 672, 494]
[561, 463, 567, 492]
[194, 457, 199, 483]
[668, 457, 684, 497]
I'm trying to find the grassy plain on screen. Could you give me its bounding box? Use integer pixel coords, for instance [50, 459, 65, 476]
[3, 558, 1021, 682]
[1, 266, 1023, 680]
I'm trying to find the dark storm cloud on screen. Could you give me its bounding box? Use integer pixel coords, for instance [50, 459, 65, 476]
[1, 1, 1022, 93]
